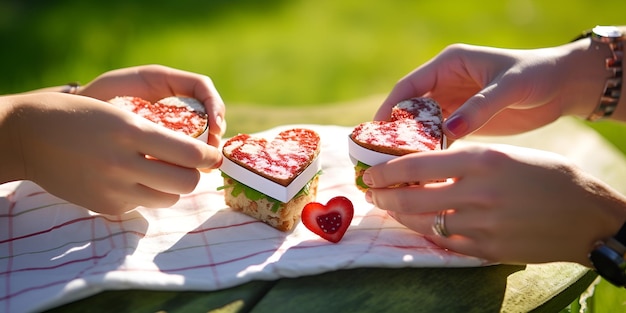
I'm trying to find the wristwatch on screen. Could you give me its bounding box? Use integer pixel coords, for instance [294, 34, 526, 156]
[588, 221, 626, 287]
[572, 25, 624, 121]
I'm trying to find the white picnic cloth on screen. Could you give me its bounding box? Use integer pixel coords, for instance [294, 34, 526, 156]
[1, 119, 625, 313]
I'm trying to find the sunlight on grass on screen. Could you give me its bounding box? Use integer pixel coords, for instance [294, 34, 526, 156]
[223, 94, 384, 137]
[591, 279, 626, 313]
[4, 0, 626, 109]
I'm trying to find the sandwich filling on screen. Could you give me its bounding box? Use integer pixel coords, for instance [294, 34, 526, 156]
[218, 171, 321, 213]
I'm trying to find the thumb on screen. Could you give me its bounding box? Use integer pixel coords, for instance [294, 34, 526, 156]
[443, 82, 511, 139]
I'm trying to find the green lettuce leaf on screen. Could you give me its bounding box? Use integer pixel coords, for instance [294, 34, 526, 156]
[218, 170, 322, 213]
[355, 161, 371, 190]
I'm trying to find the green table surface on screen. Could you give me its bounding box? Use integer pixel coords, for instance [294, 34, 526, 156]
[46, 263, 596, 313]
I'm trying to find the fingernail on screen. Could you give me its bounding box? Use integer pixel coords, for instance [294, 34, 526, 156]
[214, 115, 227, 136]
[214, 155, 223, 168]
[444, 115, 469, 138]
[215, 114, 223, 129]
[365, 190, 373, 203]
[362, 171, 373, 186]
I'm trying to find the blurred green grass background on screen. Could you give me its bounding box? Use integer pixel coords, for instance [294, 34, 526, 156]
[1, 0, 625, 311]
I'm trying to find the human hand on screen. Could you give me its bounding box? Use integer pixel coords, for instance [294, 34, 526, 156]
[362, 144, 626, 265]
[79, 64, 226, 147]
[375, 40, 612, 139]
[5, 92, 222, 215]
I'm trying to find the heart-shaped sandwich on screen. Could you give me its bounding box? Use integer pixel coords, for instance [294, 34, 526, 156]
[349, 97, 445, 191]
[220, 128, 322, 231]
[109, 96, 209, 142]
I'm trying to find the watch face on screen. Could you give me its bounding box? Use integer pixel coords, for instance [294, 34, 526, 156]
[592, 25, 622, 38]
[589, 246, 626, 287]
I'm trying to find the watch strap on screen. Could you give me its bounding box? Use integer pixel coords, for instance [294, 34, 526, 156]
[606, 222, 626, 260]
[615, 221, 626, 245]
[571, 29, 593, 42]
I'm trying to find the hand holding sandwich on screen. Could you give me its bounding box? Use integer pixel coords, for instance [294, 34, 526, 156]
[0, 65, 224, 215]
[366, 36, 626, 266]
[375, 38, 626, 139]
[364, 144, 626, 266]
[77, 64, 226, 147]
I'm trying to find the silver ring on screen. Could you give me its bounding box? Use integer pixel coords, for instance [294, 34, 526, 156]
[432, 210, 450, 237]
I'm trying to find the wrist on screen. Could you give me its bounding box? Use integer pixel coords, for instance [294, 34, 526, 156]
[589, 219, 626, 287]
[21, 82, 81, 95]
[61, 82, 81, 95]
[569, 26, 624, 122]
[561, 38, 614, 117]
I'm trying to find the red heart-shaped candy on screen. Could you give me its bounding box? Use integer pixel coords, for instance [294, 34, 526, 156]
[302, 196, 354, 243]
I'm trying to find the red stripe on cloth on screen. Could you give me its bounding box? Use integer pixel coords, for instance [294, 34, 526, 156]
[0, 215, 145, 245]
[3, 191, 17, 313]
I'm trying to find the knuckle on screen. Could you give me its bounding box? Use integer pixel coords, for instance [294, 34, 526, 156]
[184, 143, 207, 165]
[200, 74, 215, 86]
[391, 194, 414, 212]
[179, 170, 201, 194]
[465, 145, 509, 173]
[161, 195, 181, 208]
[144, 193, 180, 209]
[378, 190, 414, 213]
[469, 218, 505, 262]
[476, 244, 501, 262]
[441, 43, 473, 60]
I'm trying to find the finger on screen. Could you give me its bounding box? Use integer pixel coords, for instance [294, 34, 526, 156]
[367, 184, 458, 214]
[133, 156, 201, 194]
[88, 180, 181, 214]
[366, 148, 480, 188]
[135, 119, 223, 169]
[389, 207, 483, 239]
[70, 190, 138, 216]
[392, 210, 487, 260]
[443, 75, 524, 138]
[426, 234, 482, 260]
[207, 131, 223, 148]
[158, 67, 227, 140]
[124, 183, 182, 209]
[373, 62, 438, 121]
[191, 76, 226, 139]
[423, 209, 502, 262]
[387, 211, 438, 236]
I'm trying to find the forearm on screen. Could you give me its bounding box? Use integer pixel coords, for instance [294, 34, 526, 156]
[0, 95, 27, 183]
[2, 82, 81, 184]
